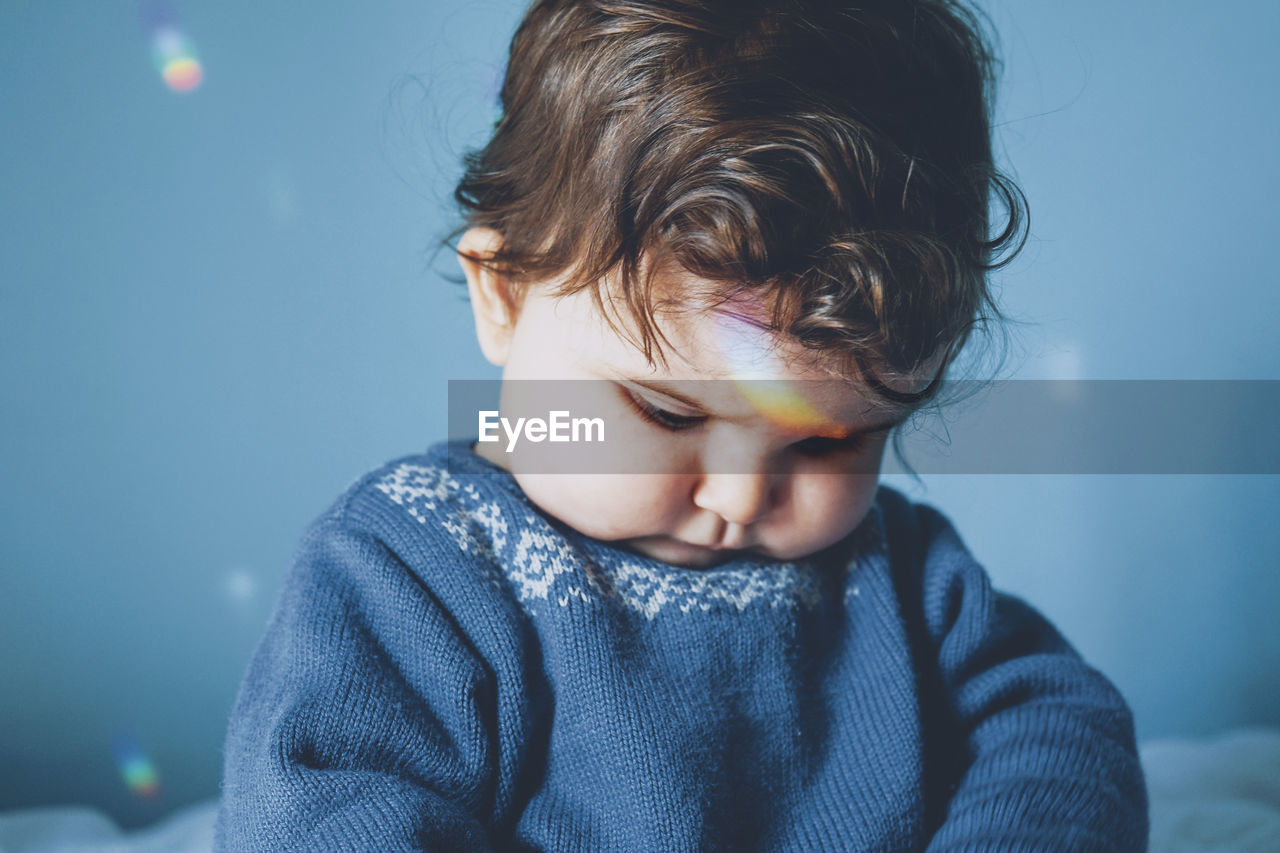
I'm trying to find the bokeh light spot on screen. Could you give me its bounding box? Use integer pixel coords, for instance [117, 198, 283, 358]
[162, 57, 203, 93]
[227, 568, 256, 601]
[111, 733, 162, 800]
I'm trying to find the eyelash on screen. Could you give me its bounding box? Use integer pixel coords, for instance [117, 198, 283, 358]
[621, 387, 706, 432]
[790, 433, 870, 457]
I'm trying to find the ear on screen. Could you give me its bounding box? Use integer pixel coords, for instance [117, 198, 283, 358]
[457, 227, 517, 366]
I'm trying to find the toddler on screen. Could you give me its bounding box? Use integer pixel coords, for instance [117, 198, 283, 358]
[216, 0, 1148, 849]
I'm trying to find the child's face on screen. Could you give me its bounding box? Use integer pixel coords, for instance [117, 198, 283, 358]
[462, 237, 909, 568]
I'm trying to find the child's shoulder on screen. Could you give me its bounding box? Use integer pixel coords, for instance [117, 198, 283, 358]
[262, 442, 540, 662]
[315, 439, 521, 522]
[293, 440, 533, 588]
[872, 485, 1007, 631]
[874, 485, 977, 568]
[874, 486, 1082, 665]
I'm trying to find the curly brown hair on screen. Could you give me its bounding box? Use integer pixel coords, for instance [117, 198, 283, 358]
[454, 0, 1026, 405]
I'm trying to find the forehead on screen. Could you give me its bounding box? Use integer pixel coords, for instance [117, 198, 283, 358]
[553, 269, 834, 379]
[537, 271, 907, 432]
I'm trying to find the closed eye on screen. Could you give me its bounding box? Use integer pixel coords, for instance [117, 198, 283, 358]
[791, 433, 870, 457]
[619, 385, 706, 432]
[791, 420, 900, 457]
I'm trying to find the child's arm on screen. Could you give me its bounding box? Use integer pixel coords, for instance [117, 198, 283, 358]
[904, 504, 1149, 852]
[215, 518, 498, 852]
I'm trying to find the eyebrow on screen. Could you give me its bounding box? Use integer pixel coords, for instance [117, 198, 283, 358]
[622, 377, 910, 438]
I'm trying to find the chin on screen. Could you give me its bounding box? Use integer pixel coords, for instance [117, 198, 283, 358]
[621, 537, 746, 569]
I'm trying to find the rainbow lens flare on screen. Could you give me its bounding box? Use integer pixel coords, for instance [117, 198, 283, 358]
[712, 310, 847, 436]
[152, 26, 202, 92]
[735, 381, 848, 437]
[112, 734, 162, 799]
[142, 0, 203, 94]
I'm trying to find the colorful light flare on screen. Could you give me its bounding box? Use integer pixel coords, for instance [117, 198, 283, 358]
[142, 2, 203, 94]
[712, 309, 848, 437]
[112, 733, 162, 800]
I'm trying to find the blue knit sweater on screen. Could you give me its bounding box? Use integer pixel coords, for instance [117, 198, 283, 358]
[216, 441, 1148, 851]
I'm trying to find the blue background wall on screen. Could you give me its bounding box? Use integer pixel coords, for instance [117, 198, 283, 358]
[2, 0, 1276, 829]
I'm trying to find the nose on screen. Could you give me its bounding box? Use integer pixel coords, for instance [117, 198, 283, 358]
[692, 471, 776, 527]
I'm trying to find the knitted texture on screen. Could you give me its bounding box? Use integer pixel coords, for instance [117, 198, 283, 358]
[215, 441, 1148, 851]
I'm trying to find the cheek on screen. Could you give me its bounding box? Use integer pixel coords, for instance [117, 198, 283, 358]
[779, 473, 881, 553]
[512, 472, 692, 540]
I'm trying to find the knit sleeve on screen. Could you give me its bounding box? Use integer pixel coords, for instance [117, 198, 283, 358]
[910, 506, 1149, 852]
[215, 516, 497, 852]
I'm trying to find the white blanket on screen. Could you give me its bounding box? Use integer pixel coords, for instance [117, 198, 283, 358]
[0, 800, 215, 853]
[1143, 727, 1280, 852]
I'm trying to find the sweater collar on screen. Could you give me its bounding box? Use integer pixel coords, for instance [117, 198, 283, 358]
[430, 439, 888, 577]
